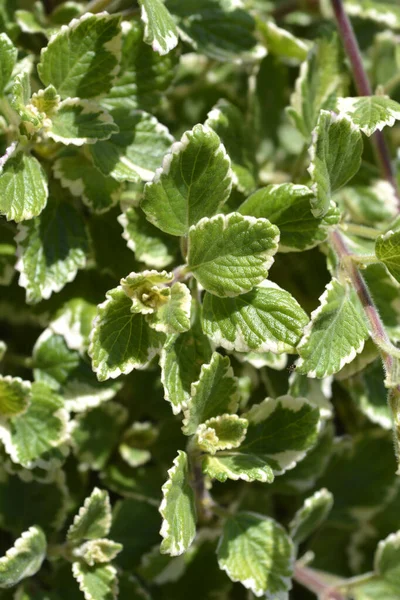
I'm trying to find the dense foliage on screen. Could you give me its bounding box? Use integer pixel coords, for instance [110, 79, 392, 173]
[1, 0, 400, 598]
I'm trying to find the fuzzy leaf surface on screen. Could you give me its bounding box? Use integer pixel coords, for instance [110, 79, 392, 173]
[0, 527, 46, 589]
[337, 96, 400, 136]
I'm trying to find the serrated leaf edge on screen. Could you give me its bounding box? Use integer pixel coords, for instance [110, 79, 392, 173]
[196, 414, 248, 454]
[288, 487, 333, 543]
[67, 487, 112, 543]
[72, 561, 118, 600]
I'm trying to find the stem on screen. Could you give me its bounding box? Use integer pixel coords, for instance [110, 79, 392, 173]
[340, 223, 382, 240]
[85, 0, 113, 13]
[330, 0, 400, 202]
[294, 565, 346, 600]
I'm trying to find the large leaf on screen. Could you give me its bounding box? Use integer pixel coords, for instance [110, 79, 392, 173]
[159, 451, 197, 556]
[187, 213, 279, 296]
[182, 352, 239, 435]
[38, 13, 122, 99]
[0, 152, 48, 223]
[203, 395, 320, 483]
[308, 110, 363, 218]
[0, 527, 46, 589]
[138, 0, 179, 55]
[89, 287, 165, 381]
[296, 278, 370, 378]
[217, 512, 294, 597]
[202, 282, 309, 353]
[337, 96, 400, 136]
[239, 183, 340, 251]
[47, 99, 118, 146]
[90, 108, 173, 183]
[15, 195, 89, 304]
[141, 124, 232, 236]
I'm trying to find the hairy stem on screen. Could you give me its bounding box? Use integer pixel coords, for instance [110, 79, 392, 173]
[330, 0, 399, 201]
[294, 565, 346, 599]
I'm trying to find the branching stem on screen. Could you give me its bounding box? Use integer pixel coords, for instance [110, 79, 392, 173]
[294, 564, 346, 599]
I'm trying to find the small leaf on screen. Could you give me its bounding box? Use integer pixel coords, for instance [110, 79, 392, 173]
[337, 95, 400, 136]
[118, 207, 177, 269]
[54, 154, 121, 214]
[195, 414, 248, 454]
[160, 321, 212, 414]
[147, 283, 191, 334]
[217, 512, 294, 597]
[288, 35, 346, 138]
[239, 183, 340, 251]
[138, 0, 179, 55]
[288, 488, 333, 544]
[0, 33, 17, 94]
[308, 110, 363, 218]
[141, 124, 232, 236]
[182, 352, 240, 436]
[73, 539, 123, 567]
[120, 270, 173, 314]
[89, 287, 165, 381]
[202, 282, 309, 353]
[203, 395, 320, 483]
[15, 194, 89, 304]
[188, 213, 279, 297]
[50, 298, 98, 352]
[205, 100, 257, 194]
[0, 376, 31, 418]
[46, 99, 118, 145]
[296, 278, 370, 378]
[259, 20, 308, 61]
[90, 108, 173, 183]
[0, 526, 46, 589]
[72, 562, 118, 600]
[67, 488, 112, 544]
[345, 0, 400, 29]
[376, 229, 400, 284]
[0, 381, 68, 468]
[38, 13, 122, 99]
[11, 72, 43, 134]
[0, 152, 48, 223]
[159, 451, 197, 556]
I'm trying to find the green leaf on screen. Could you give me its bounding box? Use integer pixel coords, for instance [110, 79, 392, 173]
[297, 278, 369, 378]
[120, 270, 173, 314]
[239, 183, 340, 252]
[188, 213, 279, 297]
[0, 376, 31, 418]
[72, 402, 128, 471]
[203, 395, 320, 483]
[0, 527, 46, 589]
[102, 21, 178, 111]
[138, 0, 179, 55]
[46, 99, 118, 146]
[0, 219, 16, 285]
[194, 414, 248, 454]
[0, 152, 48, 223]
[167, 0, 263, 62]
[54, 154, 121, 214]
[351, 532, 400, 599]
[38, 13, 122, 99]
[141, 124, 232, 236]
[205, 100, 257, 194]
[160, 320, 213, 414]
[50, 298, 98, 352]
[337, 95, 400, 136]
[72, 562, 118, 600]
[201, 282, 309, 353]
[0, 382, 68, 468]
[345, 0, 400, 29]
[336, 180, 398, 226]
[11, 72, 43, 134]
[15, 194, 89, 304]
[217, 512, 294, 597]
[0, 33, 17, 94]
[288, 488, 333, 544]
[159, 451, 197, 556]
[119, 421, 158, 468]
[89, 286, 165, 381]
[118, 207, 177, 269]
[308, 110, 363, 218]
[182, 352, 239, 436]
[67, 488, 112, 544]
[259, 20, 308, 62]
[89, 108, 173, 183]
[147, 283, 191, 334]
[74, 539, 122, 567]
[288, 35, 346, 138]
[376, 229, 400, 284]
